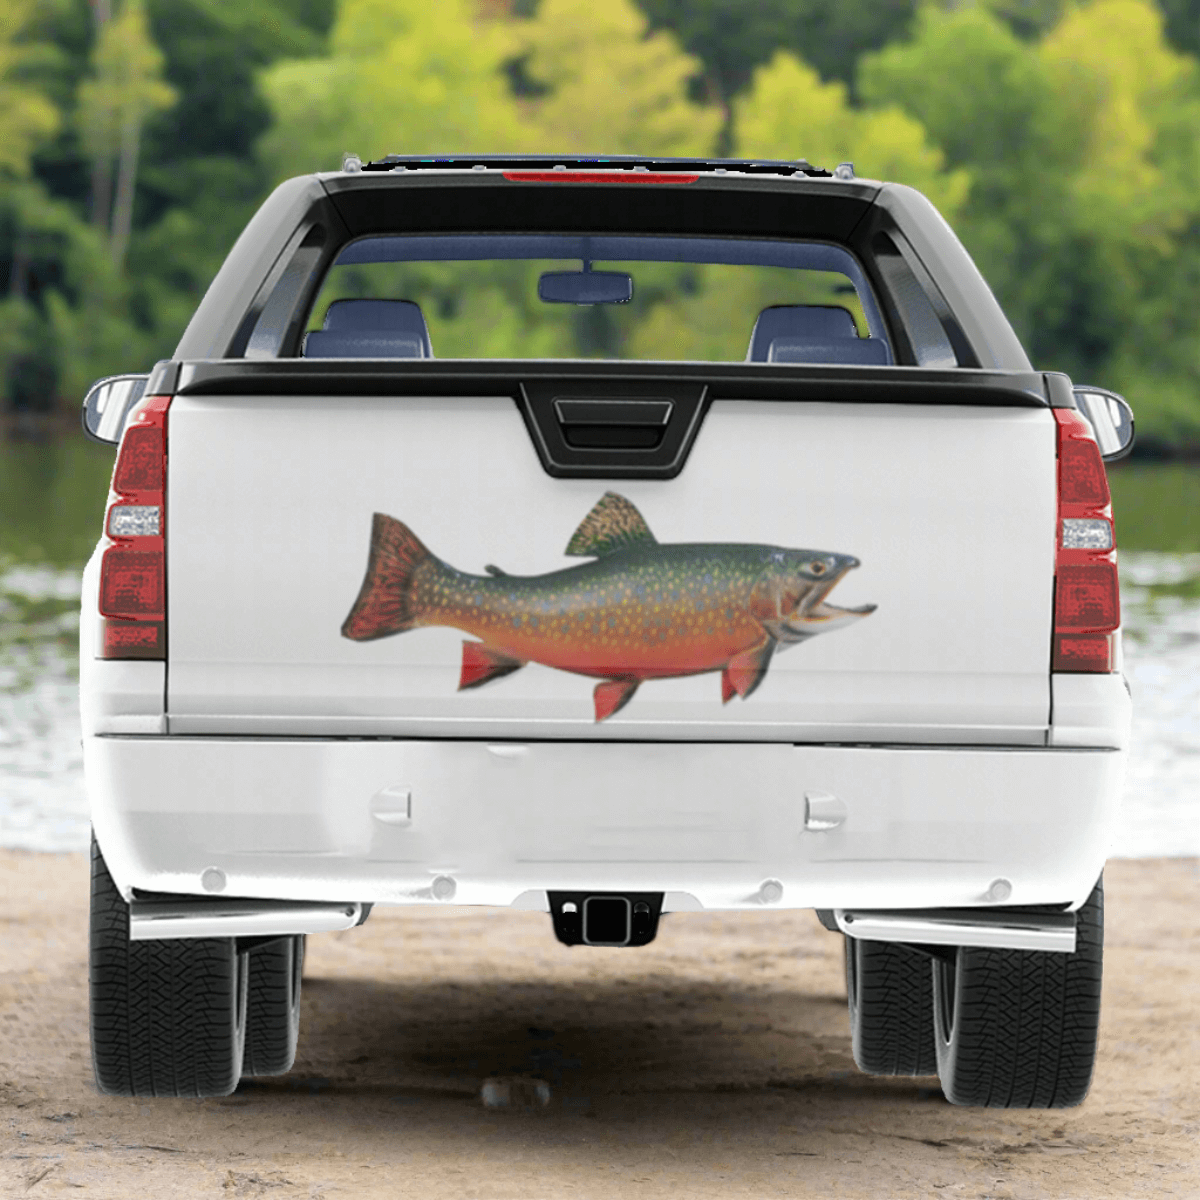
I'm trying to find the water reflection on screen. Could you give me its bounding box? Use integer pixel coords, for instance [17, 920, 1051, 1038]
[0, 555, 1197, 855]
[1115, 552, 1200, 857]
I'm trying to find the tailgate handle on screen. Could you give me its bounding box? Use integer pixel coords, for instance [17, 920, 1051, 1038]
[553, 397, 674, 450]
[519, 381, 708, 479]
[553, 398, 673, 426]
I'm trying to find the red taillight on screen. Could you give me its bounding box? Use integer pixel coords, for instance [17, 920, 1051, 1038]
[502, 171, 699, 184]
[1058, 433, 1109, 507]
[99, 395, 170, 660]
[1052, 408, 1118, 672]
[112, 425, 164, 492]
[99, 548, 164, 617]
[1055, 563, 1119, 628]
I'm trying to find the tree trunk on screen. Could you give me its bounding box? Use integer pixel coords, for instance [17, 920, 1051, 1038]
[88, 0, 114, 235]
[109, 112, 141, 268]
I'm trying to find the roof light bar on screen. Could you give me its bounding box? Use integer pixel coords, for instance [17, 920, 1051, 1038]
[356, 155, 834, 178]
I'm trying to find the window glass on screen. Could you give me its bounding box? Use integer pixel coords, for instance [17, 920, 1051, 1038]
[303, 235, 885, 362]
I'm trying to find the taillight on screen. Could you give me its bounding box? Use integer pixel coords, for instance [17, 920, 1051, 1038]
[99, 395, 170, 659]
[1053, 408, 1118, 672]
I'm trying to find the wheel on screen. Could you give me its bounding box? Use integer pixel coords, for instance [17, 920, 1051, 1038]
[845, 936, 937, 1076]
[932, 877, 1103, 1108]
[242, 935, 305, 1077]
[89, 835, 247, 1097]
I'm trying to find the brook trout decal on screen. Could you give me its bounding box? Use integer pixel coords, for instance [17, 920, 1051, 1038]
[342, 492, 875, 722]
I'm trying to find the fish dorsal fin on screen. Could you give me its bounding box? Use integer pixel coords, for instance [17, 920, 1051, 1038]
[565, 492, 657, 558]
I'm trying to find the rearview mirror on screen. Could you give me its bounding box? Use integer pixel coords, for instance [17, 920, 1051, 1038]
[539, 270, 633, 305]
[1072, 386, 1135, 462]
[82, 374, 149, 445]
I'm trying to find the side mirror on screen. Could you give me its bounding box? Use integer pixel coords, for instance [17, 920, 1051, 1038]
[1072, 385, 1134, 462]
[82, 374, 149, 445]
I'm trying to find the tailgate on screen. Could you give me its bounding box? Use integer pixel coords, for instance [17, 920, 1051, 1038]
[165, 393, 1055, 742]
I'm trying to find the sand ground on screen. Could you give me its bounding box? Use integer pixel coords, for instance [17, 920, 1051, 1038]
[0, 852, 1196, 1199]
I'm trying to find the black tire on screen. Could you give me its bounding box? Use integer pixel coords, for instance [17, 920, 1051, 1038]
[89, 836, 247, 1097]
[845, 936, 938, 1076]
[242, 935, 305, 1077]
[932, 877, 1103, 1108]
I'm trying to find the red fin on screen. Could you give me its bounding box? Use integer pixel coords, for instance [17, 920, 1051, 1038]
[721, 638, 777, 700]
[342, 514, 433, 641]
[593, 678, 640, 722]
[459, 641, 526, 690]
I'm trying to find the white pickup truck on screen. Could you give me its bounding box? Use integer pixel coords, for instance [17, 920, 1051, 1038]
[80, 155, 1133, 1106]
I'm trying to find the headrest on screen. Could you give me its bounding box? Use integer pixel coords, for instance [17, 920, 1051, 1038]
[746, 305, 859, 362]
[303, 299, 433, 358]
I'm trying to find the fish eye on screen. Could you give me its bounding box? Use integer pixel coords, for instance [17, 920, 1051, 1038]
[809, 561, 827, 576]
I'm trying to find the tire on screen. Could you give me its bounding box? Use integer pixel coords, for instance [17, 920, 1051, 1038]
[845, 936, 938, 1076]
[89, 836, 247, 1097]
[242, 935, 305, 1077]
[932, 877, 1103, 1108]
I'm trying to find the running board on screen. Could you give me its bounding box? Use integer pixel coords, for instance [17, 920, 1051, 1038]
[130, 897, 364, 941]
[834, 907, 1076, 954]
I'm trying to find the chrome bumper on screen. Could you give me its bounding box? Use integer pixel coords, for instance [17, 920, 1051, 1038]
[836, 907, 1077, 953]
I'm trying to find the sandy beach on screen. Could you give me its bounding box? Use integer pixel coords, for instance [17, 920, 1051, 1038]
[0, 851, 1196, 1198]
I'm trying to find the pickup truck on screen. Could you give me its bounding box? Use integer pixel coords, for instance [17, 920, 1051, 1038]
[79, 154, 1134, 1106]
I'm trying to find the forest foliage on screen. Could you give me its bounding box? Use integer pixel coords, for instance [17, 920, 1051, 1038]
[4, 0, 1200, 450]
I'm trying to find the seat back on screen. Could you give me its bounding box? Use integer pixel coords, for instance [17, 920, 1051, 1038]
[746, 304, 891, 366]
[303, 299, 433, 358]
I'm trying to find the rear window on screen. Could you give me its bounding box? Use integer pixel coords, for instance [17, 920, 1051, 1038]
[299, 235, 890, 364]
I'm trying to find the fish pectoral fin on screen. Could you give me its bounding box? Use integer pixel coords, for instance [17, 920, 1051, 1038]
[565, 492, 657, 558]
[722, 637, 777, 701]
[593, 678, 640, 722]
[458, 641, 527, 691]
[484, 564, 508, 577]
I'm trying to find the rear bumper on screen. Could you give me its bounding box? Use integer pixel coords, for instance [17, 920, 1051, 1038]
[87, 735, 1125, 913]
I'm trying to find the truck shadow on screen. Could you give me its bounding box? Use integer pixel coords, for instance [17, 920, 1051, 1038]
[245, 972, 941, 1112]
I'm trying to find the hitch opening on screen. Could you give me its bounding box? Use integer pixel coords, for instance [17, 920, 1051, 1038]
[549, 891, 663, 947]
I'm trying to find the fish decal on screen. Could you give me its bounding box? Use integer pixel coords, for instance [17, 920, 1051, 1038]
[341, 492, 876, 722]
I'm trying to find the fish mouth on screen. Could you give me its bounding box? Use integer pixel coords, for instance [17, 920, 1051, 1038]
[771, 560, 876, 644]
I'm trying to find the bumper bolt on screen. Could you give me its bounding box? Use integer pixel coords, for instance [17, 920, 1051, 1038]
[200, 867, 226, 893]
[985, 877, 1013, 903]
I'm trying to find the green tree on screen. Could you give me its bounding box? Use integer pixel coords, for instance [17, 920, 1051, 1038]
[77, 0, 176, 266]
[521, 0, 721, 156]
[861, 0, 1200, 446]
[735, 50, 969, 218]
[0, 0, 60, 175]
[1155, 0, 1200, 58]
[258, 0, 532, 177]
[635, 0, 919, 153]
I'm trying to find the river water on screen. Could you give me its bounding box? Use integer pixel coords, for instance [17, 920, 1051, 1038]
[1, 552, 1196, 857]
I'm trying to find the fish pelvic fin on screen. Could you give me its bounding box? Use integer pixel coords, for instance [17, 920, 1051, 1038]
[459, 641, 527, 691]
[341, 514, 433, 641]
[565, 492, 657, 558]
[721, 637, 777, 702]
[593, 677, 640, 722]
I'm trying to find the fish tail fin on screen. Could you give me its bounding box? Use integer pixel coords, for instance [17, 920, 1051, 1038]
[459, 641, 526, 690]
[341, 513, 432, 641]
